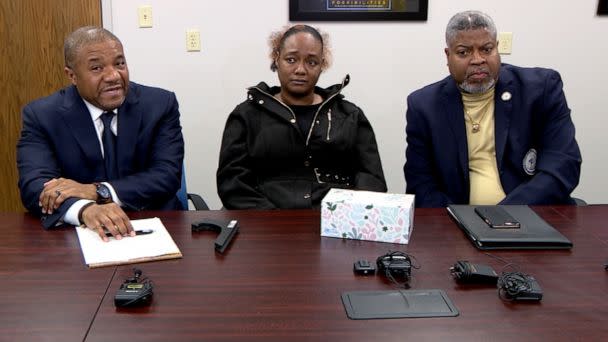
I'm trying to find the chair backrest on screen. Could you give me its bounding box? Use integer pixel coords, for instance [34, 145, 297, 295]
[573, 197, 587, 206]
[177, 165, 209, 210]
[176, 167, 189, 210]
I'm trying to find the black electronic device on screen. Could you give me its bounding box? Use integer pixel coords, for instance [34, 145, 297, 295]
[353, 259, 376, 275]
[376, 252, 412, 277]
[114, 268, 154, 307]
[497, 272, 543, 301]
[450, 260, 499, 283]
[474, 206, 520, 229]
[192, 219, 239, 253]
[447, 205, 572, 250]
[376, 251, 417, 288]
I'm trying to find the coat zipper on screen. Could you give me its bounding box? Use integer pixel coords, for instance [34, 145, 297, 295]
[250, 78, 346, 146]
[326, 109, 332, 141]
[249, 86, 298, 122]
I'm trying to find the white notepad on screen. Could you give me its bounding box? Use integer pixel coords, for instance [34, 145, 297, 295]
[75, 217, 182, 268]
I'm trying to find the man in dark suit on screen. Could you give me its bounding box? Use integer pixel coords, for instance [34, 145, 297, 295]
[404, 10, 581, 208]
[17, 26, 184, 240]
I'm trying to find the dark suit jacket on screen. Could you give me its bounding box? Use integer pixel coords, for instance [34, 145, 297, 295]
[17, 82, 184, 228]
[404, 64, 581, 207]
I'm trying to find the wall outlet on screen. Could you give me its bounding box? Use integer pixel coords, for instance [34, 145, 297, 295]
[186, 29, 201, 52]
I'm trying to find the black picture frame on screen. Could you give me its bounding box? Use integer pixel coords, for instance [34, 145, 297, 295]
[289, 0, 428, 21]
[598, 0, 608, 15]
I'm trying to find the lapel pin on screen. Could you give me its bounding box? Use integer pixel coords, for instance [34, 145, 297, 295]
[501, 91, 512, 101]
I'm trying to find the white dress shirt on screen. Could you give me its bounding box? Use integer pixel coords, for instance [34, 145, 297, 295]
[63, 100, 123, 226]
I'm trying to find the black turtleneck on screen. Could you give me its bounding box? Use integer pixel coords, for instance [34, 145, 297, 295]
[289, 103, 321, 135]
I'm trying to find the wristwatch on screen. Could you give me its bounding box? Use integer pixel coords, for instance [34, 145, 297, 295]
[95, 183, 113, 204]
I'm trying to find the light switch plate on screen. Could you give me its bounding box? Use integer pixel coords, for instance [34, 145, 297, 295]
[138, 6, 152, 28]
[498, 32, 513, 54]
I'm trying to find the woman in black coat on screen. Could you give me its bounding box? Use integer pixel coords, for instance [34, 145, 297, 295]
[217, 25, 386, 209]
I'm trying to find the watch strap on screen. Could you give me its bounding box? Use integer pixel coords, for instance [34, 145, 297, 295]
[78, 202, 96, 226]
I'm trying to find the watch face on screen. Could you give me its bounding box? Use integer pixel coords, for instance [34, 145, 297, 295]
[97, 184, 112, 202]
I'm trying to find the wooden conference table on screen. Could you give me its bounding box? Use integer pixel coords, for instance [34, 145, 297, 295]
[1, 205, 607, 342]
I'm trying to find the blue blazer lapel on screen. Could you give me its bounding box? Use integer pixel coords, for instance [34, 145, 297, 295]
[443, 80, 469, 175]
[494, 67, 514, 171]
[59, 86, 104, 166]
[116, 83, 142, 178]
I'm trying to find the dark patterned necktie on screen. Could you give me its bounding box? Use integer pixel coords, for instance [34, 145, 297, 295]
[100, 112, 118, 180]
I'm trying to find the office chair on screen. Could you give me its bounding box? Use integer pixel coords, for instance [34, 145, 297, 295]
[177, 166, 209, 210]
[573, 197, 587, 206]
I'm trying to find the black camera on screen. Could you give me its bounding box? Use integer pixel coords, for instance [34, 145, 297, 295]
[114, 268, 154, 307]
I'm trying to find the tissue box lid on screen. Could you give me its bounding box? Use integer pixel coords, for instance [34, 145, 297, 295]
[322, 188, 414, 207]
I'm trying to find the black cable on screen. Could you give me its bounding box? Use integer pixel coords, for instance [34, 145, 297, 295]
[483, 252, 514, 266]
[376, 251, 420, 289]
[483, 252, 522, 273]
[83, 267, 118, 341]
[451, 261, 471, 281]
[497, 271, 534, 301]
[482, 253, 542, 301]
[384, 265, 410, 289]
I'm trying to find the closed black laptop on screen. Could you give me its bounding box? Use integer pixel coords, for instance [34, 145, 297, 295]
[447, 205, 572, 250]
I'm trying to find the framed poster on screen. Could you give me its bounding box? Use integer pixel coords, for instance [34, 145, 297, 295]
[289, 0, 428, 21]
[599, 0, 608, 15]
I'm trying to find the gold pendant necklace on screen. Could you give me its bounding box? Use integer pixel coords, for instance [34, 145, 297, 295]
[465, 110, 484, 133]
[462, 87, 495, 134]
[471, 122, 480, 133]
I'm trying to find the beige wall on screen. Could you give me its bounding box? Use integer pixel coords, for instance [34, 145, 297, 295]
[105, 0, 608, 209]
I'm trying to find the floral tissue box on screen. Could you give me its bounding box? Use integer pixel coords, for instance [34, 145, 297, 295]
[321, 189, 415, 244]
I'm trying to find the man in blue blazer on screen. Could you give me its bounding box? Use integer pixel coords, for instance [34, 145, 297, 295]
[17, 27, 184, 240]
[404, 11, 581, 208]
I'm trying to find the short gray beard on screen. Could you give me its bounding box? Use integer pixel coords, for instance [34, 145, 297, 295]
[458, 78, 496, 94]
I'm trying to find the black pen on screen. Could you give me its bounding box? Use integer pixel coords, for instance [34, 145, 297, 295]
[105, 229, 154, 237]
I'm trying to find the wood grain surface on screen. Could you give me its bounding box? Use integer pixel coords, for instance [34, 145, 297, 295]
[1, 207, 606, 341]
[0, 0, 100, 212]
[83, 207, 608, 341]
[0, 211, 114, 342]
